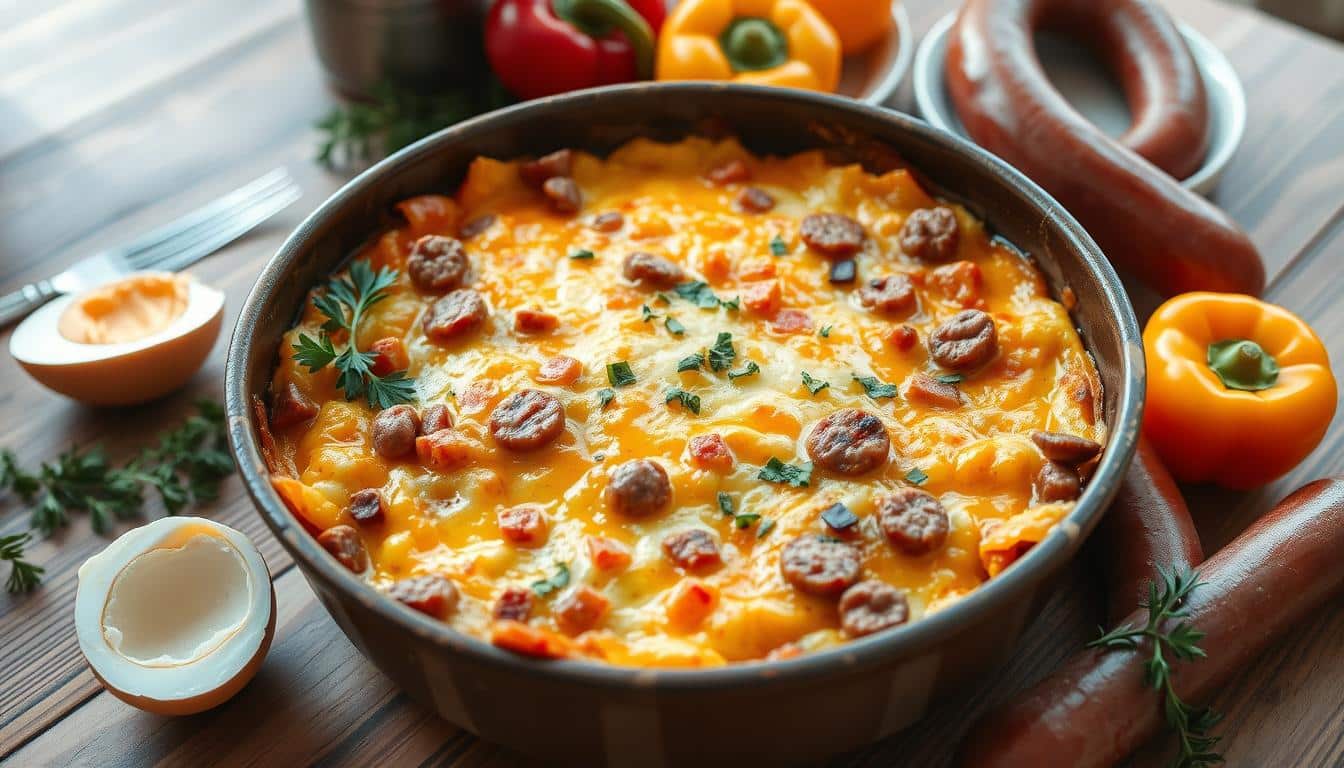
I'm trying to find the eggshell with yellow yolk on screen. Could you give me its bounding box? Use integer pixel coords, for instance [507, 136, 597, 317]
[9, 272, 224, 406]
[75, 517, 276, 716]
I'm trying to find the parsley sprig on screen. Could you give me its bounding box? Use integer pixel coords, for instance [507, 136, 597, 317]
[293, 260, 416, 409]
[1088, 568, 1221, 768]
[0, 533, 42, 593]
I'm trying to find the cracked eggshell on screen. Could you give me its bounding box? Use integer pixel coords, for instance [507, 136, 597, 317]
[75, 517, 276, 716]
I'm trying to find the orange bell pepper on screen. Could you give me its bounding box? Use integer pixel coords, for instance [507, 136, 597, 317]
[655, 0, 842, 93]
[1143, 292, 1336, 490]
[807, 0, 893, 54]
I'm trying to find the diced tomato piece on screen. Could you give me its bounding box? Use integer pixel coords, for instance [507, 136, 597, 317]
[586, 536, 632, 572]
[491, 620, 577, 659]
[737, 259, 776, 280]
[515, 308, 559, 334]
[537, 355, 582, 385]
[368, 337, 409, 376]
[688, 433, 734, 472]
[929, 260, 984, 308]
[396, 194, 459, 235]
[415, 429, 479, 470]
[769, 309, 813, 334]
[887, 325, 918, 351]
[741, 279, 781, 315]
[497, 504, 548, 546]
[666, 580, 717, 630]
[555, 586, 610, 635]
[458, 380, 499, 413]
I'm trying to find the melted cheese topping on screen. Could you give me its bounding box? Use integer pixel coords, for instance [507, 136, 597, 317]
[269, 138, 1105, 667]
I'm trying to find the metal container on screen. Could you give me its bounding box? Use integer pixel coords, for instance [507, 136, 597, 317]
[304, 0, 489, 98]
[226, 83, 1144, 767]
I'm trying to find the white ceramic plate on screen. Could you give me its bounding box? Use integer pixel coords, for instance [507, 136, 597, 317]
[911, 12, 1246, 195]
[844, 2, 915, 107]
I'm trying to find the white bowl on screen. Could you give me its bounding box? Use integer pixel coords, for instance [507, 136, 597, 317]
[911, 12, 1245, 195]
[847, 2, 915, 107]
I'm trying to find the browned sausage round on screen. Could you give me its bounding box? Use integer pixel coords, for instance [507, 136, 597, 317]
[928, 309, 998, 370]
[839, 580, 910, 637]
[662, 529, 722, 572]
[519, 148, 573, 187]
[1094, 435, 1203, 625]
[946, 0, 1265, 297]
[736, 187, 775, 214]
[372, 404, 420, 458]
[899, 207, 959, 261]
[859, 275, 917, 315]
[387, 575, 459, 617]
[542, 177, 582, 214]
[955, 477, 1344, 768]
[459, 213, 496, 239]
[407, 235, 469, 292]
[781, 534, 862, 597]
[800, 213, 864, 256]
[606, 459, 672, 517]
[1031, 430, 1103, 465]
[317, 525, 367, 573]
[423, 289, 488, 341]
[622, 252, 684, 288]
[1034, 460, 1082, 502]
[346, 488, 386, 526]
[877, 488, 949, 555]
[590, 211, 624, 232]
[497, 503, 549, 546]
[493, 586, 534, 622]
[806, 409, 891, 476]
[272, 381, 317, 428]
[490, 390, 565, 451]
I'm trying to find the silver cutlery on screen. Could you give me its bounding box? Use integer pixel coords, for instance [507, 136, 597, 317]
[0, 168, 301, 327]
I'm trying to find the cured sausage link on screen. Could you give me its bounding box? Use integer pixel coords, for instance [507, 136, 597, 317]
[955, 477, 1344, 768]
[946, 0, 1266, 297]
[1097, 436, 1204, 624]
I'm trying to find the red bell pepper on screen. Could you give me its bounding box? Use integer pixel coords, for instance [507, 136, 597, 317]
[485, 0, 665, 101]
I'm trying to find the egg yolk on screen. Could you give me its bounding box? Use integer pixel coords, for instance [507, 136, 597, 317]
[58, 273, 190, 344]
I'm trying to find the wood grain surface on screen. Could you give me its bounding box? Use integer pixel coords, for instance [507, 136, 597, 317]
[1, 1, 1341, 766]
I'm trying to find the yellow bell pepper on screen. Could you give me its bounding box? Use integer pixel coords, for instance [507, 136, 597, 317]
[807, 0, 893, 54]
[655, 0, 842, 93]
[1143, 292, 1336, 490]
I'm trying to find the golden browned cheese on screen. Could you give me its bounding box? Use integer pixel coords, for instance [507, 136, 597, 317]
[269, 138, 1105, 667]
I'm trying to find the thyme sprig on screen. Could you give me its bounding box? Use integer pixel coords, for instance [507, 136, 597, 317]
[1088, 568, 1222, 768]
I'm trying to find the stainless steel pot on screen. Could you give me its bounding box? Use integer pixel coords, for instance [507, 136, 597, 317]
[226, 83, 1144, 767]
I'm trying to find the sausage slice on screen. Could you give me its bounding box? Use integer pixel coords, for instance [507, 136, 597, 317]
[662, 529, 722, 572]
[498, 503, 549, 546]
[839, 580, 910, 637]
[407, 234, 469, 292]
[781, 534, 862, 597]
[346, 488, 386, 526]
[489, 390, 565, 451]
[387, 575, 459, 617]
[800, 213, 864, 256]
[605, 459, 672, 517]
[317, 525, 367, 573]
[805, 409, 891, 476]
[423, 289, 488, 341]
[928, 309, 998, 370]
[899, 206, 960, 261]
[1035, 461, 1082, 502]
[1031, 431, 1103, 465]
[622, 252, 684, 288]
[859, 274, 917, 315]
[877, 488, 950, 555]
[372, 404, 421, 458]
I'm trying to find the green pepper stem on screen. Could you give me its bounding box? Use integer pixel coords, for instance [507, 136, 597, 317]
[719, 17, 789, 73]
[1207, 338, 1280, 391]
[552, 0, 655, 80]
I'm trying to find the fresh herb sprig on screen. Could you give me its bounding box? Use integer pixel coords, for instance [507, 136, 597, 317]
[1088, 568, 1221, 768]
[0, 533, 42, 593]
[293, 260, 416, 409]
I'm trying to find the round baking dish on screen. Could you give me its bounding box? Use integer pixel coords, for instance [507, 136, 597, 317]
[226, 83, 1143, 767]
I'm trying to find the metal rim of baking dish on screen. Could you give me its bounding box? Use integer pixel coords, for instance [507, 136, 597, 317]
[911, 12, 1247, 196]
[225, 81, 1144, 694]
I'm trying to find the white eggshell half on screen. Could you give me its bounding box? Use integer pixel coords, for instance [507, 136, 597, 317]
[75, 517, 276, 716]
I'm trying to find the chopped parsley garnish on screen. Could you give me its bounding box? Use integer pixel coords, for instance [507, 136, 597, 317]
[717, 491, 734, 516]
[820, 502, 858, 530]
[853, 373, 898, 399]
[292, 260, 416, 409]
[531, 563, 570, 597]
[674, 280, 737, 310]
[734, 513, 762, 529]
[937, 373, 964, 385]
[770, 235, 788, 256]
[569, 249, 595, 260]
[721, 295, 741, 311]
[656, 291, 674, 304]
[677, 353, 705, 372]
[708, 332, 736, 372]
[818, 325, 832, 338]
[801, 371, 830, 395]
[606, 361, 637, 388]
[596, 388, 616, 409]
[664, 316, 686, 335]
[758, 457, 813, 488]
[757, 518, 776, 538]
[641, 305, 659, 322]
[727, 361, 759, 381]
[665, 388, 702, 415]
[905, 467, 929, 485]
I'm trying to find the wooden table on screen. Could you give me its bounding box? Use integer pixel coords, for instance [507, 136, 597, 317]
[1, 1, 1341, 765]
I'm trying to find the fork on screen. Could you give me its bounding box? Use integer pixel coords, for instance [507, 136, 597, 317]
[0, 168, 301, 328]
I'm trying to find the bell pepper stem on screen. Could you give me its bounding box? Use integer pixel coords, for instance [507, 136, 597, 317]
[1207, 339, 1280, 391]
[719, 17, 789, 72]
[552, 0, 655, 80]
